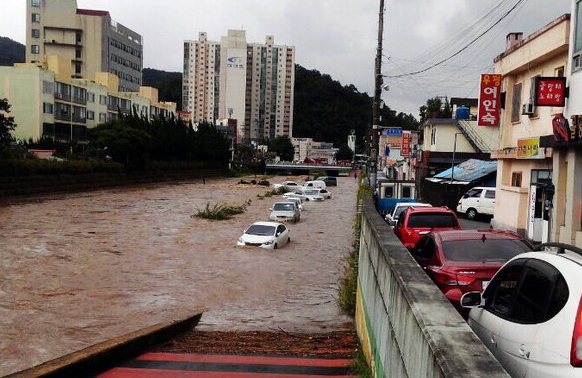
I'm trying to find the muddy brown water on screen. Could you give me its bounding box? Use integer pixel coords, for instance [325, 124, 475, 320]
[0, 175, 358, 376]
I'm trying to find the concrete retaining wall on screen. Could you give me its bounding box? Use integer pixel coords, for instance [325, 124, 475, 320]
[355, 195, 511, 378]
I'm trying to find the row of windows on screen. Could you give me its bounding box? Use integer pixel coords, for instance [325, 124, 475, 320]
[110, 53, 141, 71]
[110, 69, 141, 85]
[110, 39, 142, 59]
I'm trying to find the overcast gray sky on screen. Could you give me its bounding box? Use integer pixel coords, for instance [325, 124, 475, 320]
[0, 0, 571, 119]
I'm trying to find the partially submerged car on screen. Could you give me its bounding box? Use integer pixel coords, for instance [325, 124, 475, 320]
[237, 221, 290, 249]
[269, 201, 301, 222]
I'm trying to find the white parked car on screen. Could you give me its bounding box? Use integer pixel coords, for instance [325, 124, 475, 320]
[385, 202, 432, 227]
[302, 180, 327, 190]
[285, 197, 303, 211]
[272, 181, 301, 192]
[237, 221, 290, 249]
[283, 189, 324, 202]
[269, 201, 301, 222]
[456, 186, 496, 220]
[317, 188, 332, 199]
[461, 242, 582, 378]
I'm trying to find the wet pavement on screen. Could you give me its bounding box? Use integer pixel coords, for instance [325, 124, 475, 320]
[0, 175, 357, 376]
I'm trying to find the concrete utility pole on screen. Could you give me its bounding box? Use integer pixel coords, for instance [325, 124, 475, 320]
[370, 0, 384, 191]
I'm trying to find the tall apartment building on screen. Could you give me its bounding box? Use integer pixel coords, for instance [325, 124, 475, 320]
[183, 30, 295, 143]
[26, 0, 143, 92]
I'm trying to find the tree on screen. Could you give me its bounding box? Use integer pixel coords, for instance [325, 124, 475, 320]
[0, 98, 16, 151]
[270, 135, 295, 161]
[335, 143, 354, 161]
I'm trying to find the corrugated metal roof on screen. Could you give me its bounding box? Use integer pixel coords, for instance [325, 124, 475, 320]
[432, 159, 497, 183]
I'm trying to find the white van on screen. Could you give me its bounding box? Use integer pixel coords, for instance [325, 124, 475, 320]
[302, 180, 327, 190]
[456, 186, 496, 220]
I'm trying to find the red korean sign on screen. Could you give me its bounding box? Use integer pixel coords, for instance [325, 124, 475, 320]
[401, 132, 411, 156]
[478, 74, 502, 126]
[534, 77, 566, 107]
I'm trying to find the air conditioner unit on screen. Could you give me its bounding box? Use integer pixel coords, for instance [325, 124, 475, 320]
[522, 103, 535, 116]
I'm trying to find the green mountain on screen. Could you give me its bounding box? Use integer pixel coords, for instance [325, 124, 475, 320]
[1, 37, 419, 148]
[0, 37, 25, 66]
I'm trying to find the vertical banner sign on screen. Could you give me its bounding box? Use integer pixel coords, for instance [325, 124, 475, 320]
[534, 77, 567, 107]
[401, 132, 411, 156]
[478, 74, 502, 126]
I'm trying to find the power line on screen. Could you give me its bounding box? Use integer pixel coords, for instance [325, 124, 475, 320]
[385, 0, 530, 79]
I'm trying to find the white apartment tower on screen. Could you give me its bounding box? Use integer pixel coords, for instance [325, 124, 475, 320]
[183, 30, 295, 143]
[26, 0, 143, 92]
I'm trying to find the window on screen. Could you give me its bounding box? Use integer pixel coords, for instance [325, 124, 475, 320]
[529, 75, 540, 117]
[42, 102, 53, 114]
[484, 260, 568, 323]
[31, 13, 40, 23]
[511, 83, 522, 122]
[31, 0, 40, 6]
[484, 190, 496, 199]
[511, 172, 522, 187]
[31, 45, 40, 54]
[87, 110, 94, 120]
[31, 29, 40, 38]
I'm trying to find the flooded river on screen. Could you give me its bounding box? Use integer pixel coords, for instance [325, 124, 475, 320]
[0, 175, 357, 376]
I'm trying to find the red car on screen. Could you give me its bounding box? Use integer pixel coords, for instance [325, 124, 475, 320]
[393, 206, 461, 248]
[409, 229, 533, 317]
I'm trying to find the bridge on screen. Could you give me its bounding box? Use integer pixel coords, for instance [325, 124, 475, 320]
[265, 161, 353, 175]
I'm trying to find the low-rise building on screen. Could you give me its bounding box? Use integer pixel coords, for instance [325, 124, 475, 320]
[0, 55, 175, 143]
[490, 14, 569, 243]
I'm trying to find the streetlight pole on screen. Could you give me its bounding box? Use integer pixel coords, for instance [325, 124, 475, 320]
[450, 133, 462, 183]
[370, 0, 385, 191]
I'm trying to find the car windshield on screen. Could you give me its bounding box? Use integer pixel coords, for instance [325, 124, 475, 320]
[442, 239, 531, 262]
[246, 224, 275, 236]
[273, 203, 295, 211]
[407, 213, 458, 228]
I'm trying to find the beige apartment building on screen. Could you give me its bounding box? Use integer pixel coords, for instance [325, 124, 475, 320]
[490, 14, 570, 243]
[183, 30, 295, 144]
[26, 0, 143, 92]
[0, 55, 175, 143]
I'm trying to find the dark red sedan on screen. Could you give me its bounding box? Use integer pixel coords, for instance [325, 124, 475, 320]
[408, 229, 533, 318]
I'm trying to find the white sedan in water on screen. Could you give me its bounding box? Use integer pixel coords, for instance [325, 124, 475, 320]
[237, 221, 290, 249]
[283, 189, 324, 202]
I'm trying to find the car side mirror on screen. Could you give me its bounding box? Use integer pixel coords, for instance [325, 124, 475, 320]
[460, 291, 483, 308]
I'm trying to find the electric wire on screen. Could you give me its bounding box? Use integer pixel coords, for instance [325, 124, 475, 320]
[385, 0, 531, 79]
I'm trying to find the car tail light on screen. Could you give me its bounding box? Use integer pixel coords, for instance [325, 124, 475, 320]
[571, 294, 582, 367]
[432, 270, 475, 287]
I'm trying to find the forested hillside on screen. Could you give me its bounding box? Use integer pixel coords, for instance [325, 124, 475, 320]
[1, 37, 419, 147]
[0, 37, 25, 66]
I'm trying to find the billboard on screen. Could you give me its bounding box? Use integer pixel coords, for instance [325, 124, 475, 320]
[477, 74, 502, 126]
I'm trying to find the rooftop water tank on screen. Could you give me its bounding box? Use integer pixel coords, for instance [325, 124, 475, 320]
[456, 106, 470, 120]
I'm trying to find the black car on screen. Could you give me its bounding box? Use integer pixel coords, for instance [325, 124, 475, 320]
[316, 176, 337, 186]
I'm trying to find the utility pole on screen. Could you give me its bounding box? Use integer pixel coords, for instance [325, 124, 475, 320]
[370, 0, 384, 192]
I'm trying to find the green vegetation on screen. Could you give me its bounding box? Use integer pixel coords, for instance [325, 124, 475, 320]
[193, 200, 252, 220]
[350, 342, 374, 378]
[338, 174, 371, 316]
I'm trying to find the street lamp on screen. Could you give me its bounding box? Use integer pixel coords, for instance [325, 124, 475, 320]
[450, 133, 463, 183]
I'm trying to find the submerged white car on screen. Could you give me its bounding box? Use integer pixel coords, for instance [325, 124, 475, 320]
[461, 242, 582, 378]
[237, 221, 290, 249]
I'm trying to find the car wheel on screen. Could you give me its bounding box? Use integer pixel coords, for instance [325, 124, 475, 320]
[466, 208, 478, 220]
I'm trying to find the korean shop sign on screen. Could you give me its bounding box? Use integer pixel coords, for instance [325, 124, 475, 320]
[478, 74, 502, 126]
[534, 77, 567, 107]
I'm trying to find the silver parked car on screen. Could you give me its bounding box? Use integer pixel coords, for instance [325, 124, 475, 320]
[269, 201, 301, 222]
